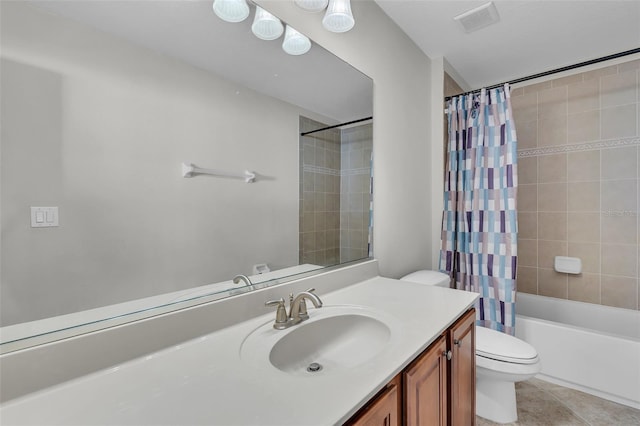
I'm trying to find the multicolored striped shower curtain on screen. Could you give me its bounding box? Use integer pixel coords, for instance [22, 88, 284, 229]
[439, 84, 518, 335]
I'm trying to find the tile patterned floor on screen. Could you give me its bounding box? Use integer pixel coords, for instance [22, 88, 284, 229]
[476, 378, 640, 426]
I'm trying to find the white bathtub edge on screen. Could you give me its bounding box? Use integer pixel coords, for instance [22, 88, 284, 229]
[534, 374, 640, 411]
[516, 313, 640, 410]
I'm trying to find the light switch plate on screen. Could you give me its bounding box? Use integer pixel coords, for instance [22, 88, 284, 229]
[31, 207, 59, 228]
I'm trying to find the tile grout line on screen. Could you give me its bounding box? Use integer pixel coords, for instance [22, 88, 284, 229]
[565, 82, 570, 300]
[598, 74, 603, 306]
[536, 91, 540, 296]
[530, 381, 593, 426]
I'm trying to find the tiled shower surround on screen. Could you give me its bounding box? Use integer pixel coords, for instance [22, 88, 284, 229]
[512, 58, 640, 310]
[339, 124, 373, 263]
[299, 117, 372, 266]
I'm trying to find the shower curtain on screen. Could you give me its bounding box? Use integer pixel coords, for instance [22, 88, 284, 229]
[439, 84, 518, 335]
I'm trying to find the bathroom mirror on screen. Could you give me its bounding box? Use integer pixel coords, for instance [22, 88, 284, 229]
[0, 0, 373, 352]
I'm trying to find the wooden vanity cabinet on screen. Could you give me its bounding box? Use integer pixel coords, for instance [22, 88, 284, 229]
[346, 374, 401, 426]
[404, 335, 448, 426]
[404, 308, 476, 426]
[346, 308, 475, 426]
[448, 308, 476, 426]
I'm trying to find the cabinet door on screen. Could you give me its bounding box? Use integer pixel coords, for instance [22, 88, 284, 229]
[404, 335, 448, 426]
[448, 308, 476, 426]
[348, 375, 400, 426]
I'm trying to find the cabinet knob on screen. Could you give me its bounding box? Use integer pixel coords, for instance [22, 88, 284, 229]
[443, 350, 452, 360]
[454, 339, 462, 347]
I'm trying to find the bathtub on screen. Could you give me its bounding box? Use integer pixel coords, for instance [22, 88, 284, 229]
[515, 293, 640, 409]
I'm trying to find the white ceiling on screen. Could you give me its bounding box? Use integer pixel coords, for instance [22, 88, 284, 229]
[375, 0, 640, 90]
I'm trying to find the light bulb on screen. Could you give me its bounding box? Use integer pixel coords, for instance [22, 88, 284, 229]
[212, 0, 250, 23]
[322, 0, 354, 33]
[294, 0, 329, 12]
[251, 6, 284, 41]
[282, 25, 311, 56]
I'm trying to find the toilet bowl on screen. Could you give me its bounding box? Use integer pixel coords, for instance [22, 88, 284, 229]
[400, 270, 541, 424]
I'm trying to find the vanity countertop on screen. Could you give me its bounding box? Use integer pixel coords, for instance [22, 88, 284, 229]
[0, 277, 477, 425]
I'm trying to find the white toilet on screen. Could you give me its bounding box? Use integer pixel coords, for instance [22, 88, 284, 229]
[400, 270, 541, 424]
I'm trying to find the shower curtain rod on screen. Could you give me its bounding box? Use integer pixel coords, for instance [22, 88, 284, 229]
[300, 116, 373, 136]
[444, 47, 640, 102]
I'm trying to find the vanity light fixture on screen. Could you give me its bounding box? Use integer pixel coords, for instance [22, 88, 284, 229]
[251, 6, 284, 40]
[294, 0, 329, 12]
[282, 25, 312, 55]
[212, 1, 313, 56]
[212, 0, 250, 23]
[322, 0, 355, 33]
[294, 0, 355, 33]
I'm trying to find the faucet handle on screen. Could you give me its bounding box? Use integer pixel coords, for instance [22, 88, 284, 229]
[265, 298, 288, 329]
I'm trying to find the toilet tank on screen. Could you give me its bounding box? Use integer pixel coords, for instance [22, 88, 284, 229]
[400, 270, 451, 287]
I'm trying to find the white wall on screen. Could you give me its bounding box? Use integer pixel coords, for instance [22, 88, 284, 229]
[1, 3, 311, 324]
[429, 57, 446, 269]
[257, 0, 435, 278]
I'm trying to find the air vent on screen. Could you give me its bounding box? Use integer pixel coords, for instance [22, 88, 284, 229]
[454, 2, 500, 33]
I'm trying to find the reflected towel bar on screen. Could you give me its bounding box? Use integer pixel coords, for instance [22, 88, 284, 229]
[182, 163, 256, 183]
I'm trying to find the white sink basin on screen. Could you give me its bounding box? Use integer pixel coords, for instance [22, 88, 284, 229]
[240, 305, 399, 376]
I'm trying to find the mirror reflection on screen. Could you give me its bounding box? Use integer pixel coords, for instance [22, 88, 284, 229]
[299, 117, 373, 266]
[0, 0, 373, 350]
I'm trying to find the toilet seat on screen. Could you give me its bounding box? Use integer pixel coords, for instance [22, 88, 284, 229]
[476, 353, 540, 376]
[475, 326, 541, 424]
[476, 326, 539, 365]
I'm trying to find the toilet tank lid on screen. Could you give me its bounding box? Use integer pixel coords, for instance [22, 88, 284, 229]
[400, 270, 450, 287]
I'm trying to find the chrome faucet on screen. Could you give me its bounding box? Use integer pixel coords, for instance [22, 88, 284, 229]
[232, 274, 252, 287]
[265, 288, 323, 330]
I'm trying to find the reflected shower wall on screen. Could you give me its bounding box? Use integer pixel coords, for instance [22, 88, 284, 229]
[339, 124, 373, 263]
[299, 117, 373, 266]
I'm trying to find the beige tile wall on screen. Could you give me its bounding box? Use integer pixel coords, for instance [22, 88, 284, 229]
[299, 117, 341, 266]
[445, 72, 465, 98]
[299, 118, 373, 266]
[513, 58, 640, 310]
[340, 124, 373, 263]
[445, 73, 464, 170]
